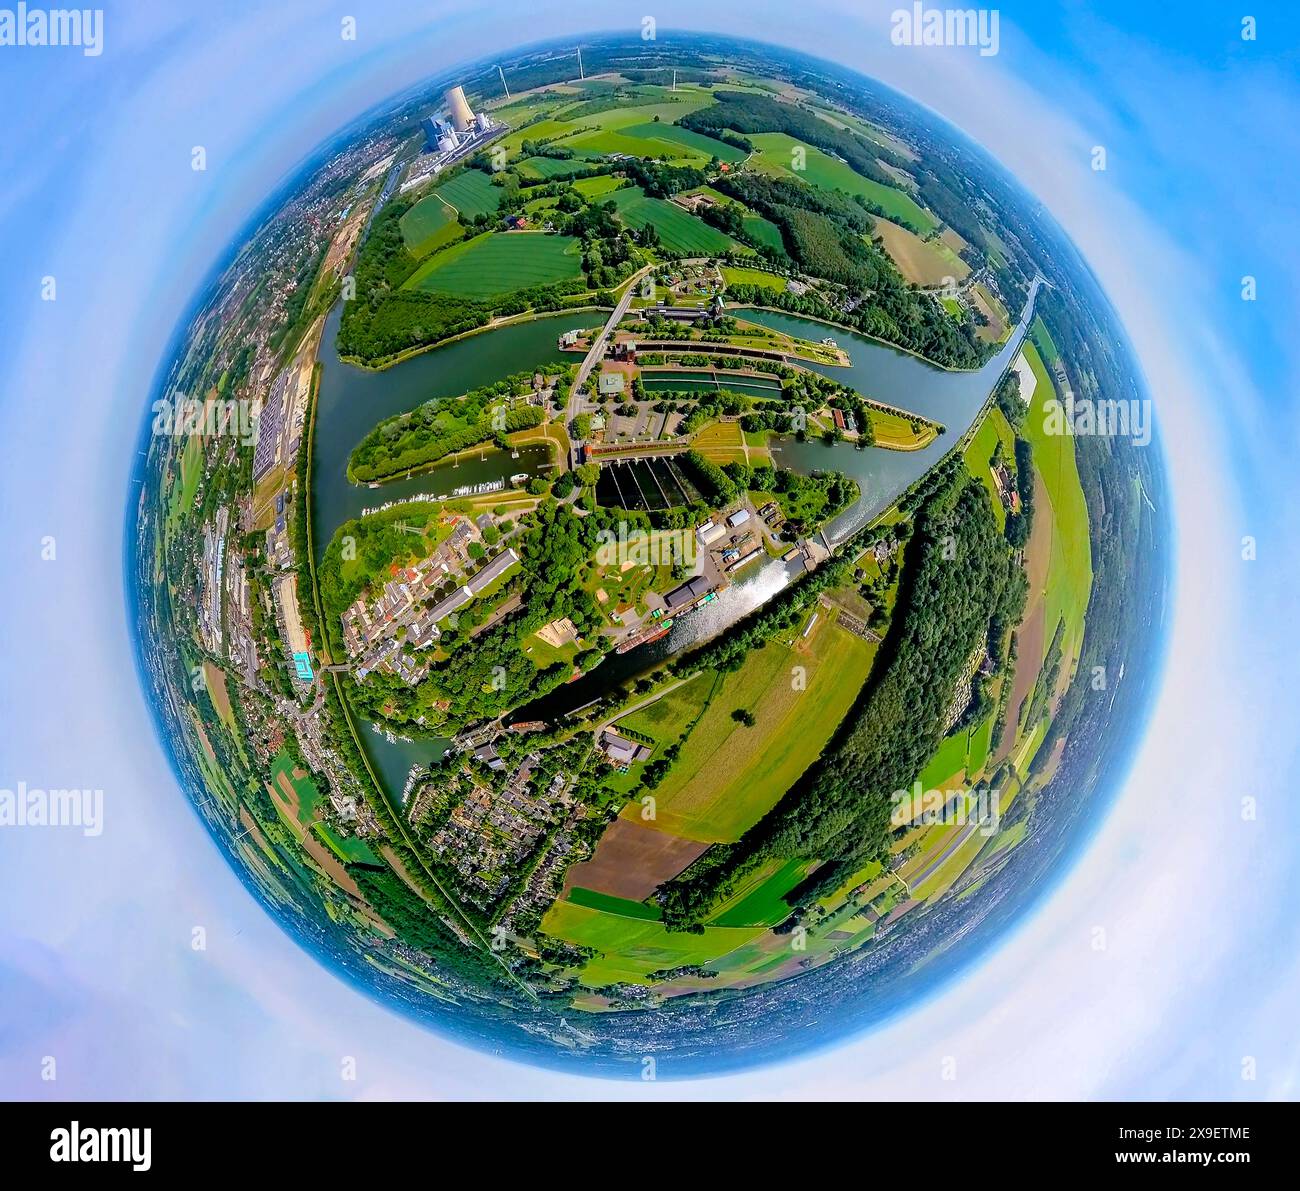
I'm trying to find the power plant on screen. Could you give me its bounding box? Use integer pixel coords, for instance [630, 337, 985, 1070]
[444, 85, 475, 134]
[402, 81, 503, 195]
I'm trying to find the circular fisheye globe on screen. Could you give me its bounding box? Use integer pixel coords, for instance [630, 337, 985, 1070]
[132, 33, 1168, 1077]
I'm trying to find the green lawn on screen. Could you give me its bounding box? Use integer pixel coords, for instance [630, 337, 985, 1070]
[747, 132, 938, 233]
[627, 614, 875, 843]
[606, 188, 739, 254]
[402, 232, 583, 297]
[432, 169, 502, 220]
[722, 265, 787, 292]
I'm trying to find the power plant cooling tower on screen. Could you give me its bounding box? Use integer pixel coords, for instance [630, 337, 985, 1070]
[444, 85, 475, 133]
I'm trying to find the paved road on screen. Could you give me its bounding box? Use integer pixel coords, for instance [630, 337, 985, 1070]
[567, 265, 655, 467]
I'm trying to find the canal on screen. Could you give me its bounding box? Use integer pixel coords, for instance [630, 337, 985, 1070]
[310, 284, 1038, 800]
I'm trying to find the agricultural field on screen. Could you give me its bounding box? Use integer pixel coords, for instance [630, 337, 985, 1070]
[572, 173, 625, 198]
[399, 192, 460, 257]
[708, 858, 816, 927]
[619, 121, 748, 164]
[1019, 341, 1092, 666]
[268, 750, 323, 830]
[565, 127, 702, 162]
[515, 155, 584, 180]
[914, 711, 997, 795]
[618, 672, 715, 743]
[620, 613, 875, 842]
[1031, 314, 1061, 364]
[497, 118, 585, 156]
[742, 214, 785, 251]
[607, 187, 739, 254]
[540, 896, 765, 987]
[746, 132, 939, 233]
[432, 169, 502, 220]
[871, 218, 970, 287]
[970, 282, 1010, 343]
[402, 231, 583, 297]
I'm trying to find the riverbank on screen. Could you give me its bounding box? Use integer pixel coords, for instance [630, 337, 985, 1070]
[337, 303, 612, 372]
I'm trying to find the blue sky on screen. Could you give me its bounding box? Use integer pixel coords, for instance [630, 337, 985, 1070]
[1, 1, 1298, 1099]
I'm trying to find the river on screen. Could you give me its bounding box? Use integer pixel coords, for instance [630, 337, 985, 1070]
[310, 282, 1038, 799]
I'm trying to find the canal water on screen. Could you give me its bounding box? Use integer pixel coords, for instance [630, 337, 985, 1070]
[311, 303, 598, 554]
[310, 284, 1038, 798]
[641, 369, 785, 396]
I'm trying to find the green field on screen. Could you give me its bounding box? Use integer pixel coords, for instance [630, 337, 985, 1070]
[620, 121, 748, 164]
[742, 214, 785, 251]
[541, 898, 764, 986]
[963, 406, 1016, 530]
[516, 155, 584, 180]
[1020, 341, 1092, 664]
[747, 132, 938, 233]
[572, 174, 625, 198]
[314, 822, 382, 866]
[914, 708, 997, 794]
[269, 750, 322, 828]
[917, 727, 972, 790]
[626, 614, 876, 842]
[617, 672, 714, 743]
[566, 128, 704, 162]
[966, 713, 995, 778]
[722, 265, 788, 292]
[1030, 314, 1061, 364]
[403, 232, 583, 297]
[432, 169, 502, 220]
[607, 188, 738, 254]
[567, 886, 662, 920]
[399, 193, 459, 256]
[710, 859, 813, 927]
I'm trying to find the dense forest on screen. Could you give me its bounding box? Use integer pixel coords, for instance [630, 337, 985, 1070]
[715, 174, 988, 368]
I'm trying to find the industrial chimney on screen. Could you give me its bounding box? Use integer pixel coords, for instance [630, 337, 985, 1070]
[444, 85, 475, 134]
